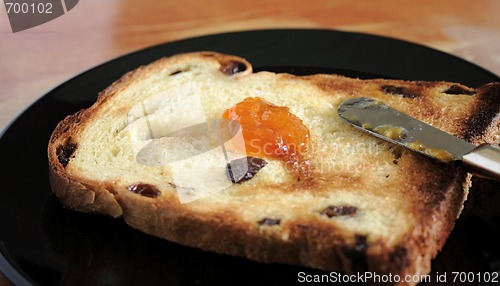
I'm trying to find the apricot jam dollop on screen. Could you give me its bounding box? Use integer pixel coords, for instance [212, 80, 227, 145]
[222, 97, 310, 170]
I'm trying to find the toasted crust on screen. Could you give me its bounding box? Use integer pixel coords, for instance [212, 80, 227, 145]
[48, 52, 499, 285]
[464, 83, 500, 143]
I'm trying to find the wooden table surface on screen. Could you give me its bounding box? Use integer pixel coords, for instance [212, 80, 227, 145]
[1, 0, 499, 284]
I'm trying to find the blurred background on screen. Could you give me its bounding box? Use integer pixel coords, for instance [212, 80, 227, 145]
[1, 0, 500, 131]
[1, 0, 500, 284]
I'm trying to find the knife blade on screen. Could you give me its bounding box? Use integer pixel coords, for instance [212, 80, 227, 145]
[337, 97, 500, 181]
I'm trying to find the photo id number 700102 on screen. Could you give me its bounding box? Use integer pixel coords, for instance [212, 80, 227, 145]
[5, 2, 53, 14]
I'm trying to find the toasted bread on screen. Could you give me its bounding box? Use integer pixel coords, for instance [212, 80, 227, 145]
[48, 52, 500, 285]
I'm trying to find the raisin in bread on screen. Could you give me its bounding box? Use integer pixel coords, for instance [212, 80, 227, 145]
[48, 52, 500, 285]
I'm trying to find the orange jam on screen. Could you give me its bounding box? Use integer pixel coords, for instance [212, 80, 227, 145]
[222, 97, 310, 169]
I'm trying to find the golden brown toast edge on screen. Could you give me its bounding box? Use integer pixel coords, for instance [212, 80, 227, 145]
[47, 52, 500, 285]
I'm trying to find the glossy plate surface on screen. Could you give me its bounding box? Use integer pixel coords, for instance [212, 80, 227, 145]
[1, 29, 499, 286]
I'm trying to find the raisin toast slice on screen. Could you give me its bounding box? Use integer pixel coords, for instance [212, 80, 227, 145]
[48, 52, 500, 285]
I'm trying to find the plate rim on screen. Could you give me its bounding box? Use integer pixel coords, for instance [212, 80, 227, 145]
[2, 28, 499, 137]
[1, 28, 499, 286]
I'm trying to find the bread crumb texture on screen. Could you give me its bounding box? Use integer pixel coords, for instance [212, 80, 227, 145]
[49, 52, 499, 284]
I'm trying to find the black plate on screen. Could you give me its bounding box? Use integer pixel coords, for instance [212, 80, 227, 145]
[1, 29, 499, 286]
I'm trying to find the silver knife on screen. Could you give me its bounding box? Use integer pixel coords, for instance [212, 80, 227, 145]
[337, 97, 500, 182]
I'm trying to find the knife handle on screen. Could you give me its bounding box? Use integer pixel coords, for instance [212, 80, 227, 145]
[462, 144, 500, 182]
